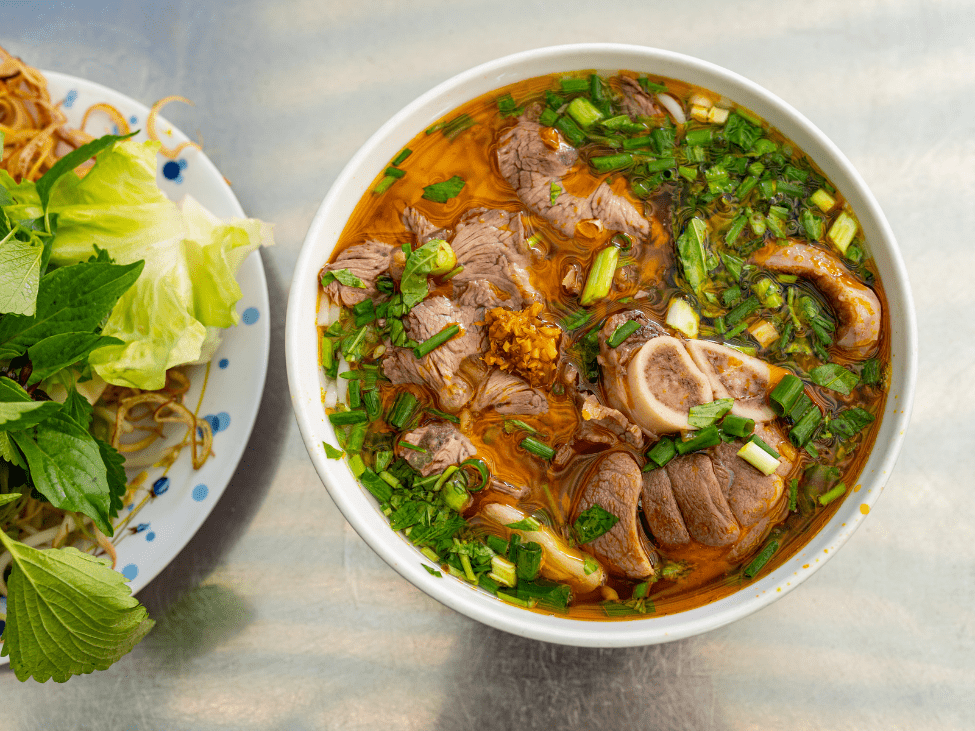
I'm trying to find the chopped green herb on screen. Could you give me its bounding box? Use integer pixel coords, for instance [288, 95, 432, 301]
[421, 176, 466, 204]
[574, 504, 619, 544]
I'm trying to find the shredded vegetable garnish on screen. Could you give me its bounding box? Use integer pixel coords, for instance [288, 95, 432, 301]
[146, 95, 201, 159]
[0, 46, 89, 181]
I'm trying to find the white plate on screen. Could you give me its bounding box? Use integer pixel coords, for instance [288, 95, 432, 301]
[0, 73, 270, 656]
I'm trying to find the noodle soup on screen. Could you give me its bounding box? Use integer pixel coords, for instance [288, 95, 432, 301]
[313, 67, 890, 620]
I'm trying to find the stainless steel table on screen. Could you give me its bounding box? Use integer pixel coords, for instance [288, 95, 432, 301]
[2, 2, 970, 728]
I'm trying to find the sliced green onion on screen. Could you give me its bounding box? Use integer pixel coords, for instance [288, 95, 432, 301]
[555, 115, 587, 147]
[789, 404, 823, 448]
[559, 77, 589, 93]
[810, 188, 836, 212]
[345, 422, 368, 453]
[414, 323, 460, 359]
[788, 478, 799, 512]
[387, 392, 419, 429]
[398, 441, 427, 454]
[391, 148, 412, 166]
[675, 425, 721, 455]
[521, 437, 555, 460]
[566, 96, 604, 129]
[460, 458, 490, 492]
[328, 409, 368, 426]
[363, 390, 381, 421]
[748, 434, 780, 459]
[608, 320, 641, 348]
[373, 175, 400, 194]
[486, 534, 508, 555]
[770, 374, 804, 416]
[579, 246, 620, 305]
[538, 107, 558, 127]
[622, 135, 653, 150]
[515, 541, 543, 580]
[590, 153, 633, 174]
[828, 211, 858, 254]
[720, 414, 755, 438]
[442, 480, 469, 512]
[737, 440, 779, 475]
[744, 539, 779, 578]
[818, 482, 847, 506]
[645, 437, 676, 469]
[425, 407, 460, 424]
[489, 555, 518, 588]
[359, 468, 392, 502]
[725, 294, 760, 328]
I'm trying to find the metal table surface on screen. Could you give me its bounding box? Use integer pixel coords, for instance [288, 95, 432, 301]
[1, 2, 970, 729]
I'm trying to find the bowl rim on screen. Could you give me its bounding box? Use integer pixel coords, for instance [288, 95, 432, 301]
[286, 43, 917, 647]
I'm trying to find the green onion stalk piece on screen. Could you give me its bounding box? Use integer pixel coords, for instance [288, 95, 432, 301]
[608, 320, 641, 348]
[675, 425, 721, 455]
[566, 97, 605, 129]
[645, 437, 676, 469]
[744, 539, 779, 578]
[442, 479, 470, 512]
[521, 436, 555, 460]
[737, 440, 779, 475]
[789, 404, 823, 448]
[769, 374, 804, 416]
[460, 458, 490, 491]
[387, 392, 419, 430]
[515, 541, 543, 580]
[720, 413, 755, 438]
[580, 246, 620, 305]
[414, 323, 460, 359]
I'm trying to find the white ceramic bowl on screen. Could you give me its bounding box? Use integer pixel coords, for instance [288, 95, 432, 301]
[285, 44, 917, 646]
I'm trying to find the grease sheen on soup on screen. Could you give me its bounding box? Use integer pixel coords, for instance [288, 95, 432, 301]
[316, 71, 888, 619]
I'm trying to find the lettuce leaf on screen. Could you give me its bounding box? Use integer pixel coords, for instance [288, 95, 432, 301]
[46, 139, 273, 389]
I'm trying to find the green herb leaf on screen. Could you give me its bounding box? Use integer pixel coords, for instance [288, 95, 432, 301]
[61, 386, 94, 429]
[8, 411, 114, 535]
[0, 236, 44, 316]
[421, 176, 465, 204]
[96, 438, 128, 519]
[0, 533, 154, 683]
[322, 442, 344, 459]
[809, 363, 859, 396]
[0, 492, 21, 508]
[0, 260, 143, 361]
[26, 333, 124, 386]
[505, 517, 541, 532]
[0, 432, 25, 468]
[320, 268, 366, 289]
[688, 398, 734, 428]
[399, 238, 448, 308]
[573, 504, 619, 544]
[422, 563, 443, 577]
[0, 377, 61, 431]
